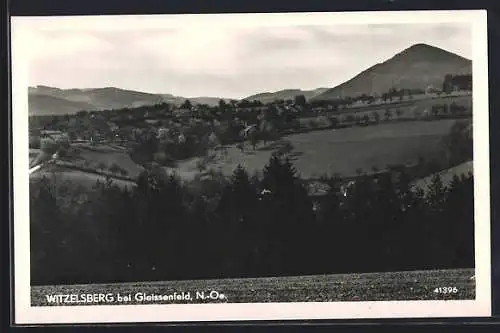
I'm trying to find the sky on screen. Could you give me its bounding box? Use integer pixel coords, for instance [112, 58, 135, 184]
[23, 18, 472, 99]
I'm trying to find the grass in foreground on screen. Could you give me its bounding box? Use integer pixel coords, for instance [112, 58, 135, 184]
[31, 268, 475, 306]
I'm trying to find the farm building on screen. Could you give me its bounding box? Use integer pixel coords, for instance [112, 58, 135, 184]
[173, 108, 192, 118]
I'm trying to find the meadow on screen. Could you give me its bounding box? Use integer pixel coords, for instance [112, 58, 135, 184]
[31, 268, 475, 306]
[340, 93, 472, 118]
[173, 119, 459, 180]
[413, 160, 473, 192]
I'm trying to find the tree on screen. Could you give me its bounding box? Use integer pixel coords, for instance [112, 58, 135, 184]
[181, 99, 193, 110]
[294, 94, 307, 106]
[97, 162, 107, 172]
[277, 141, 294, 157]
[362, 114, 370, 125]
[133, 167, 187, 276]
[442, 74, 453, 94]
[382, 93, 388, 103]
[40, 138, 59, 156]
[431, 105, 440, 117]
[118, 167, 129, 177]
[218, 99, 227, 111]
[426, 173, 447, 213]
[345, 114, 355, 123]
[196, 153, 216, 173]
[30, 178, 65, 284]
[229, 100, 238, 108]
[384, 109, 392, 121]
[216, 165, 259, 274]
[249, 131, 260, 150]
[444, 173, 474, 267]
[329, 116, 339, 128]
[237, 99, 251, 108]
[109, 163, 121, 174]
[443, 120, 473, 165]
[259, 154, 314, 274]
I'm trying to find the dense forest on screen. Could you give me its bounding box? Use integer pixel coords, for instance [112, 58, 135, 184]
[30, 150, 474, 286]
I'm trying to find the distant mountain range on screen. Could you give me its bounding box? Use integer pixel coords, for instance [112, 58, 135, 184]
[311, 43, 471, 101]
[28, 86, 228, 116]
[28, 43, 472, 116]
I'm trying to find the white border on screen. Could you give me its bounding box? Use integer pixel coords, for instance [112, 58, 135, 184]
[12, 10, 491, 324]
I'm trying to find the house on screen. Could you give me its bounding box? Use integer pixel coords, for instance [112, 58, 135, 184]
[178, 133, 186, 143]
[40, 130, 69, 143]
[425, 85, 440, 95]
[106, 122, 119, 132]
[173, 108, 192, 118]
[145, 119, 160, 125]
[208, 132, 219, 145]
[239, 124, 257, 138]
[157, 127, 170, 139]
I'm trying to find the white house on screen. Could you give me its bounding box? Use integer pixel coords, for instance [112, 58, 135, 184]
[239, 124, 257, 138]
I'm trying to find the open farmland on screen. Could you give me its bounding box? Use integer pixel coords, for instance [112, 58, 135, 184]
[413, 160, 473, 192]
[29, 143, 141, 190]
[31, 268, 474, 306]
[30, 167, 137, 190]
[173, 119, 459, 180]
[333, 94, 472, 120]
[70, 144, 144, 179]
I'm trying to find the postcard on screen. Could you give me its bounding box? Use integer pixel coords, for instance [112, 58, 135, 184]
[11, 10, 490, 324]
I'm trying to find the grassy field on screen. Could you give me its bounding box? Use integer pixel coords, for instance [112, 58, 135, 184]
[31, 268, 475, 306]
[341, 94, 472, 119]
[413, 160, 473, 192]
[70, 144, 144, 178]
[171, 119, 458, 180]
[30, 167, 137, 190]
[30, 143, 142, 190]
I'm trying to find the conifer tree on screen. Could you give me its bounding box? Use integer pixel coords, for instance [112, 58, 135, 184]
[30, 178, 65, 284]
[133, 167, 187, 278]
[260, 154, 313, 274]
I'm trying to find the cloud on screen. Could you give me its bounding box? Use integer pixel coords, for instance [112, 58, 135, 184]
[24, 19, 472, 99]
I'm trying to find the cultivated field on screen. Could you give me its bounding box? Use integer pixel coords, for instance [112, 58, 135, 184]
[31, 268, 475, 306]
[70, 144, 144, 178]
[172, 119, 459, 180]
[341, 94, 472, 118]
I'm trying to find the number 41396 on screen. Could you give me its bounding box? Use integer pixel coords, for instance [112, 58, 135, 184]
[433, 287, 458, 294]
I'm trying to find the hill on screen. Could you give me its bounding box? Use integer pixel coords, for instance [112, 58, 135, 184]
[28, 94, 97, 116]
[312, 43, 472, 100]
[28, 86, 230, 115]
[245, 88, 329, 104]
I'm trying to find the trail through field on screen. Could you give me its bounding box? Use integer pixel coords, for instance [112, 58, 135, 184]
[31, 268, 474, 306]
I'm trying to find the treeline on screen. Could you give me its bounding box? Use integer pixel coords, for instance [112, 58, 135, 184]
[30, 154, 474, 285]
[443, 74, 472, 93]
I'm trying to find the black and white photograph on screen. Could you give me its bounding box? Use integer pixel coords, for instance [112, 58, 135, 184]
[12, 10, 490, 324]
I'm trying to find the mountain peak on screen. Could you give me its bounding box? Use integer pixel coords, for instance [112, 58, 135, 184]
[407, 43, 435, 50]
[395, 43, 468, 61]
[312, 43, 472, 100]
